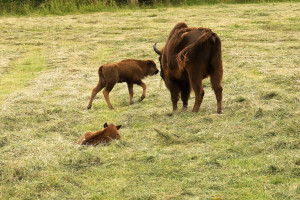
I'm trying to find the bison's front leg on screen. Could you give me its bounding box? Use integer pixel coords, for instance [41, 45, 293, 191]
[171, 92, 179, 111]
[136, 81, 146, 102]
[169, 82, 180, 111]
[180, 81, 191, 110]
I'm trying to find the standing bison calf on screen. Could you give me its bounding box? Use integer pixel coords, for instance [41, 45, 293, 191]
[78, 123, 122, 146]
[87, 59, 159, 109]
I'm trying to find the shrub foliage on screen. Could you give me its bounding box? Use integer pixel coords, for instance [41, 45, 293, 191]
[0, 0, 293, 15]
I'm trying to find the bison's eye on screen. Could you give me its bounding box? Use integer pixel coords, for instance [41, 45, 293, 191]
[147, 60, 151, 65]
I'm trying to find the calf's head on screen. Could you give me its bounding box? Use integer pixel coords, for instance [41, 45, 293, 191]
[145, 60, 159, 76]
[103, 122, 122, 140]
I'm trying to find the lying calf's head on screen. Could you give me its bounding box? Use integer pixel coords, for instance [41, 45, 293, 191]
[103, 122, 122, 141]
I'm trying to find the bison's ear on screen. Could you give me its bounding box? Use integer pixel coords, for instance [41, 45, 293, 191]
[116, 125, 122, 130]
[103, 123, 108, 128]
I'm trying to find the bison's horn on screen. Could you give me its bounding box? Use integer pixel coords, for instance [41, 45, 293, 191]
[153, 42, 161, 55]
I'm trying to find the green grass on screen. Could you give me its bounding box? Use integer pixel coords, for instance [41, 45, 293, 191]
[0, 2, 300, 199]
[0, 50, 46, 102]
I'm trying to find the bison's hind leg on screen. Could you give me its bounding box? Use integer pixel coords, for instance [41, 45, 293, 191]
[191, 81, 205, 113]
[209, 34, 223, 114]
[87, 79, 105, 109]
[187, 69, 205, 113]
[210, 72, 223, 114]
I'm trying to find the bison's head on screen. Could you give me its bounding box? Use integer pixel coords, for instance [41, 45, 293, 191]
[146, 60, 159, 76]
[153, 43, 165, 81]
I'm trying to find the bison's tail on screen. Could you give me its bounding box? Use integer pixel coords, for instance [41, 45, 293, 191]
[176, 29, 213, 67]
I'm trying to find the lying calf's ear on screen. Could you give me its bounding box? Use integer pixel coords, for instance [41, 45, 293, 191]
[116, 125, 122, 130]
[103, 123, 108, 128]
[147, 60, 152, 65]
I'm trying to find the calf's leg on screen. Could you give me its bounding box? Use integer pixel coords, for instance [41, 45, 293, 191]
[87, 79, 105, 109]
[136, 81, 146, 102]
[127, 82, 134, 105]
[103, 82, 115, 109]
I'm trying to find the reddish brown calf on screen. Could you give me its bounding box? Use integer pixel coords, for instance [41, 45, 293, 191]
[87, 59, 159, 110]
[78, 123, 122, 146]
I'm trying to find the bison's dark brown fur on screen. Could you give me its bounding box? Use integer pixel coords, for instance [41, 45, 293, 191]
[154, 22, 223, 113]
[78, 123, 122, 146]
[87, 59, 159, 109]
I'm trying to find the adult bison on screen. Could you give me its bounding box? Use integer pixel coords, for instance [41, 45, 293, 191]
[153, 22, 223, 113]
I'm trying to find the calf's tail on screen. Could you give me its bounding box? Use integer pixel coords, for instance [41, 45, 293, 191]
[98, 66, 106, 85]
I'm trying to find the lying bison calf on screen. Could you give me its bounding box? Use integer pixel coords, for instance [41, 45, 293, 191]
[87, 59, 159, 109]
[78, 123, 122, 146]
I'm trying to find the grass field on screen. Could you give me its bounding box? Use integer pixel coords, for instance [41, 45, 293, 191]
[0, 3, 300, 199]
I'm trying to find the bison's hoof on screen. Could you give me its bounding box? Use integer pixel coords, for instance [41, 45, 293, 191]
[192, 108, 199, 113]
[87, 105, 91, 110]
[138, 96, 145, 102]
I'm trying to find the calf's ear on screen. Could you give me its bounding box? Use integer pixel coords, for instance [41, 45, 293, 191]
[116, 125, 122, 130]
[103, 123, 108, 128]
[147, 60, 151, 65]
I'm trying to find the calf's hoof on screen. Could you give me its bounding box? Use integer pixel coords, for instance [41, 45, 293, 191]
[138, 96, 145, 102]
[87, 105, 91, 110]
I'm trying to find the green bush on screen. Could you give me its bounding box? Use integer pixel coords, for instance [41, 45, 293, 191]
[0, 0, 295, 15]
